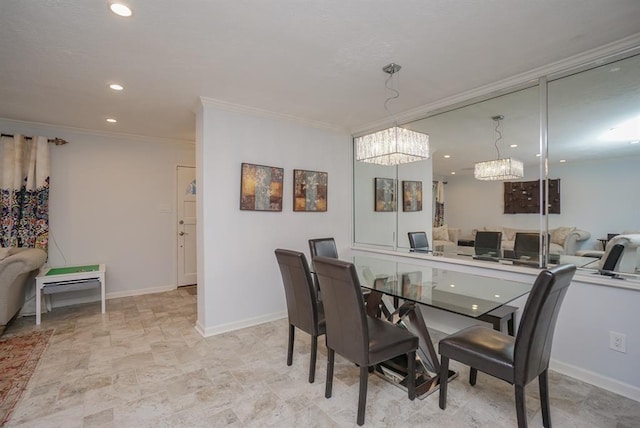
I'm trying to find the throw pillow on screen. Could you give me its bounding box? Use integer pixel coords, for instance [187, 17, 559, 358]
[433, 225, 450, 242]
[502, 227, 519, 242]
[551, 226, 576, 245]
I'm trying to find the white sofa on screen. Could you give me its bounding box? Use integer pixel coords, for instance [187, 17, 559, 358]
[432, 225, 461, 252]
[470, 226, 590, 255]
[600, 234, 640, 274]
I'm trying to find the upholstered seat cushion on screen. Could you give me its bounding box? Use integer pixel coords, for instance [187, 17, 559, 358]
[367, 317, 419, 365]
[439, 325, 515, 383]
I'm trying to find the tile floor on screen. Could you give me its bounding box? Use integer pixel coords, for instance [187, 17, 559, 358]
[2, 287, 639, 427]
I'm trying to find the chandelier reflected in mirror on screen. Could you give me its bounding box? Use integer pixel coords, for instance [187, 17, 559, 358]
[474, 115, 524, 180]
[354, 63, 430, 166]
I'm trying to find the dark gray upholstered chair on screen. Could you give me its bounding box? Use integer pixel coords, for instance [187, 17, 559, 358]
[438, 264, 576, 428]
[474, 231, 502, 256]
[313, 256, 419, 426]
[275, 249, 326, 383]
[599, 243, 625, 276]
[408, 231, 429, 252]
[513, 232, 541, 260]
[309, 237, 371, 302]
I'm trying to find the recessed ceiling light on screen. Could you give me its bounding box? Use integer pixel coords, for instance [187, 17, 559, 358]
[450, 284, 455, 288]
[109, 3, 132, 17]
[536, 153, 541, 157]
[450, 171, 456, 175]
[559, 159, 566, 163]
[106, 118, 117, 123]
[509, 144, 518, 148]
[109, 83, 124, 91]
[444, 154, 451, 158]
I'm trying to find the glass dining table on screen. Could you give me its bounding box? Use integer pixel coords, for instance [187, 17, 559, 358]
[351, 254, 533, 398]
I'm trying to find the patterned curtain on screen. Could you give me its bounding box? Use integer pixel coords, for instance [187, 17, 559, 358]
[0, 134, 50, 250]
[433, 180, 445, 227]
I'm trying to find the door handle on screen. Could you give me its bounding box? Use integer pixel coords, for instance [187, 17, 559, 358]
[179, 231, 185, 236]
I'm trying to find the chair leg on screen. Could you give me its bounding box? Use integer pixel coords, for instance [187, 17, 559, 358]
[469, 367, 477, 386]
[515, 384, 528, 428]
[407, 351, 416, 401]
[539, 370, 551, 428]
[325, 348, 334, 399]
[309, 334, 318, 383]
[357, 365, 368, 426]
[287, 324, 295, 366]
[439, 356, 449, 410]
[508, 313, 515, 336]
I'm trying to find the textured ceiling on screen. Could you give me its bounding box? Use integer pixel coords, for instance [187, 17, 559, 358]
[1, 1, 640, 142]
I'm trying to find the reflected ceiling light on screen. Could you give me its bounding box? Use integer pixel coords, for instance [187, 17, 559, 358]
[109, 2, 132, 17]
[109, 83, 124, 91]
[559, 159, 566, 163]
[536, 153, 541, 157]
[630, 140, 640, 145]
[450, 171, 456, 175]
[444, 154, 451, 158]
[601, 115, 640, 142]
[474, 115, 524, 181]
[354, 63, 429, 166]
[106, 118, 117, 123]
[509, 144, 518, 148]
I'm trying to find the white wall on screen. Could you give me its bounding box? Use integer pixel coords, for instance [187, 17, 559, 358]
[0, 118, 195, 306]
[443, 156, 640, 245]
[195, 101, 352, 335]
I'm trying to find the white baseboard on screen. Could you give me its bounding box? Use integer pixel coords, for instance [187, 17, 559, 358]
[550, 358, 640, 402]
[105, 284, 176, 300]
[195, 311, 287, 338]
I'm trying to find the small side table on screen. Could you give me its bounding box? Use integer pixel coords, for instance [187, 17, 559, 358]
[35, 264, 106, 325]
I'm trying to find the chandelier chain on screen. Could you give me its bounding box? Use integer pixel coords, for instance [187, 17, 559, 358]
[383, 70, 400, 118]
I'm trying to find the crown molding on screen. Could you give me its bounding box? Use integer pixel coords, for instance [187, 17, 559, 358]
[198, 97, 349, 134]
[352, 33, 640, 136]
[0, 117, 194, 146]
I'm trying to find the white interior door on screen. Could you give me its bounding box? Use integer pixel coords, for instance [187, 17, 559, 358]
[177, 166, 197, 286]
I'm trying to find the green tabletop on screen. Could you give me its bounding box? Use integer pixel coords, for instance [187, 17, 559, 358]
[46, 265, 100, 276]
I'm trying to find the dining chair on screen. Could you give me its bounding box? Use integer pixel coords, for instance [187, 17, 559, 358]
[408, 231, 429, 252]
[309, 237, 372, 303]
[513, 232, 543, 260]
[313, 256, 419, 426]
[599, 243, 625, 276]
[438, 263, 576, 428]
[274, 249, 326, 383]
[474, 231, 502, 256]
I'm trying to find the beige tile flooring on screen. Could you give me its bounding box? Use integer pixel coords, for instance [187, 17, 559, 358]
[3, 287, 639, 427]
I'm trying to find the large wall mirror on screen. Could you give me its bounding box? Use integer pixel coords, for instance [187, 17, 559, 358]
[353, 51, 640, 277]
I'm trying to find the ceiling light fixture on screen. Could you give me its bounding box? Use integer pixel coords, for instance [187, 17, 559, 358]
[474, 115, 524, 181]
[109, 2, 132, 17]
[109, 83, 124, 91]
[354, 63, 429, 166]
[444, 154, 451, 158]
[106, 118, 117, 123]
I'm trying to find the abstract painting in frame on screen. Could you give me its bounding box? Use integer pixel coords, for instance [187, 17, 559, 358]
[402, 180, 422, 212]
[240, 163, 284, 211]
[293, 169, 328, 212]
[375, 177, 396, 212]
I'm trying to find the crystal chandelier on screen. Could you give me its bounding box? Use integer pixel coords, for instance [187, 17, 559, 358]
[354, 63, 430, 166]
[474, 115, 524, 180]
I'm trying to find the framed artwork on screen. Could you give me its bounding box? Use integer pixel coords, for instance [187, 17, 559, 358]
[374, 177, 396, 212]
[402, 180, 423, 212]
[504, 179, 560, 214]
[293, 169, 328, 212]
[240, 163, 284, 211]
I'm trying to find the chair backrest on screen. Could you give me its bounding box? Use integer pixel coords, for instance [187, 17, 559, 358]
[514, 263, 576, 384]
[309, 238, 339, 260]
[313, 256, 369, 366]
[600, 243, 625, 275]
[514, 232, 544, 260]
[474, 231, 502, 256]
[275, 249, 321, 335]
[408, 232, 429, 250]
[600, 234, 640, 273]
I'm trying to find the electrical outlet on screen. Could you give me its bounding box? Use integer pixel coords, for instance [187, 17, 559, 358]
[609, 331, 626, 353]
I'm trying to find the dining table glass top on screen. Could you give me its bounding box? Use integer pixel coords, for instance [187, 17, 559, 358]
[352, 255, 533, 318]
